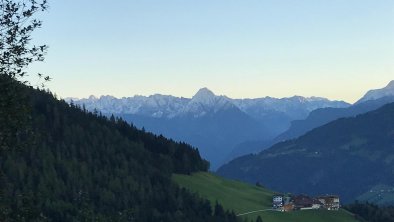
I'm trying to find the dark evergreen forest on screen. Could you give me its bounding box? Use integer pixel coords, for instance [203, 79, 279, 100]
[0, 77, 238, 221]
[345, 202, 394, 222]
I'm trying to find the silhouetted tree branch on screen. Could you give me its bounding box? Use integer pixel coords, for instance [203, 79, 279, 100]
[0, 0, 49, 84]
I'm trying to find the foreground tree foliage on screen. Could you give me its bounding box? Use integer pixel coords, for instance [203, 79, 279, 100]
[0, 0, 48, 81]
[0, 79, 239, 221]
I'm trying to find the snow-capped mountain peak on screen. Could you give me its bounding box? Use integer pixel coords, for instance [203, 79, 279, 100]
[191, 88, 216, 103]
[181, 88, 236, 117]
[190, 88, 217, 106]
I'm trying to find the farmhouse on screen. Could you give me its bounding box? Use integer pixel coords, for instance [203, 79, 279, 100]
[272, 194, 340, 212]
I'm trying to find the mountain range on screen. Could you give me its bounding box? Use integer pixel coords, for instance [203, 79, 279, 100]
[228, 81, 394, 160]
[68, 88, 348, 169]
[69, 88, 349, 122]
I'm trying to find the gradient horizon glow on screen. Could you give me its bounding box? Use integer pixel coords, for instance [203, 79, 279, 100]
[28, 0, 394, 103]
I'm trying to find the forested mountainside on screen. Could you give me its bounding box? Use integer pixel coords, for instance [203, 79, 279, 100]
[218, 102, 394, 204]
[0, 77, 237, 222]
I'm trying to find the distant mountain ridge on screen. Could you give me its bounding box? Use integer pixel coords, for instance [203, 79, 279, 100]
[276, 80, 394, 143]
[274, 95, 394, 143]
[68, 88, 349, 121]
[357, 80, 394, 104]
[226, 81, 394, 161]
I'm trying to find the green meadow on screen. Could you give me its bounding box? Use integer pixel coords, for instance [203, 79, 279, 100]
[173, 172, 358, 222]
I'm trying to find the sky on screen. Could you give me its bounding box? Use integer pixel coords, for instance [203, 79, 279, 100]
[27, 0, 394, 103]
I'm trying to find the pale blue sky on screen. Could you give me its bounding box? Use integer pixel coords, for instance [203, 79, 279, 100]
[28, 0, 394, 103]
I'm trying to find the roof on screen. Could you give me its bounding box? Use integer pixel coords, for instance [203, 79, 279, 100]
[317, 195, 339, 199]
[293, 195, 322, 206]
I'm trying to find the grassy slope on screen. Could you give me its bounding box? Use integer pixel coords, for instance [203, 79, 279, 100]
[173, 172, 358, 222]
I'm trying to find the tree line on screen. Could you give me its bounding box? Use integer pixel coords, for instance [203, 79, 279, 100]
[345, 202, 394, 222]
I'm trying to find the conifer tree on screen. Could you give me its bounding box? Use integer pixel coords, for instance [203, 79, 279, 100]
[256, 215, 263, 222]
